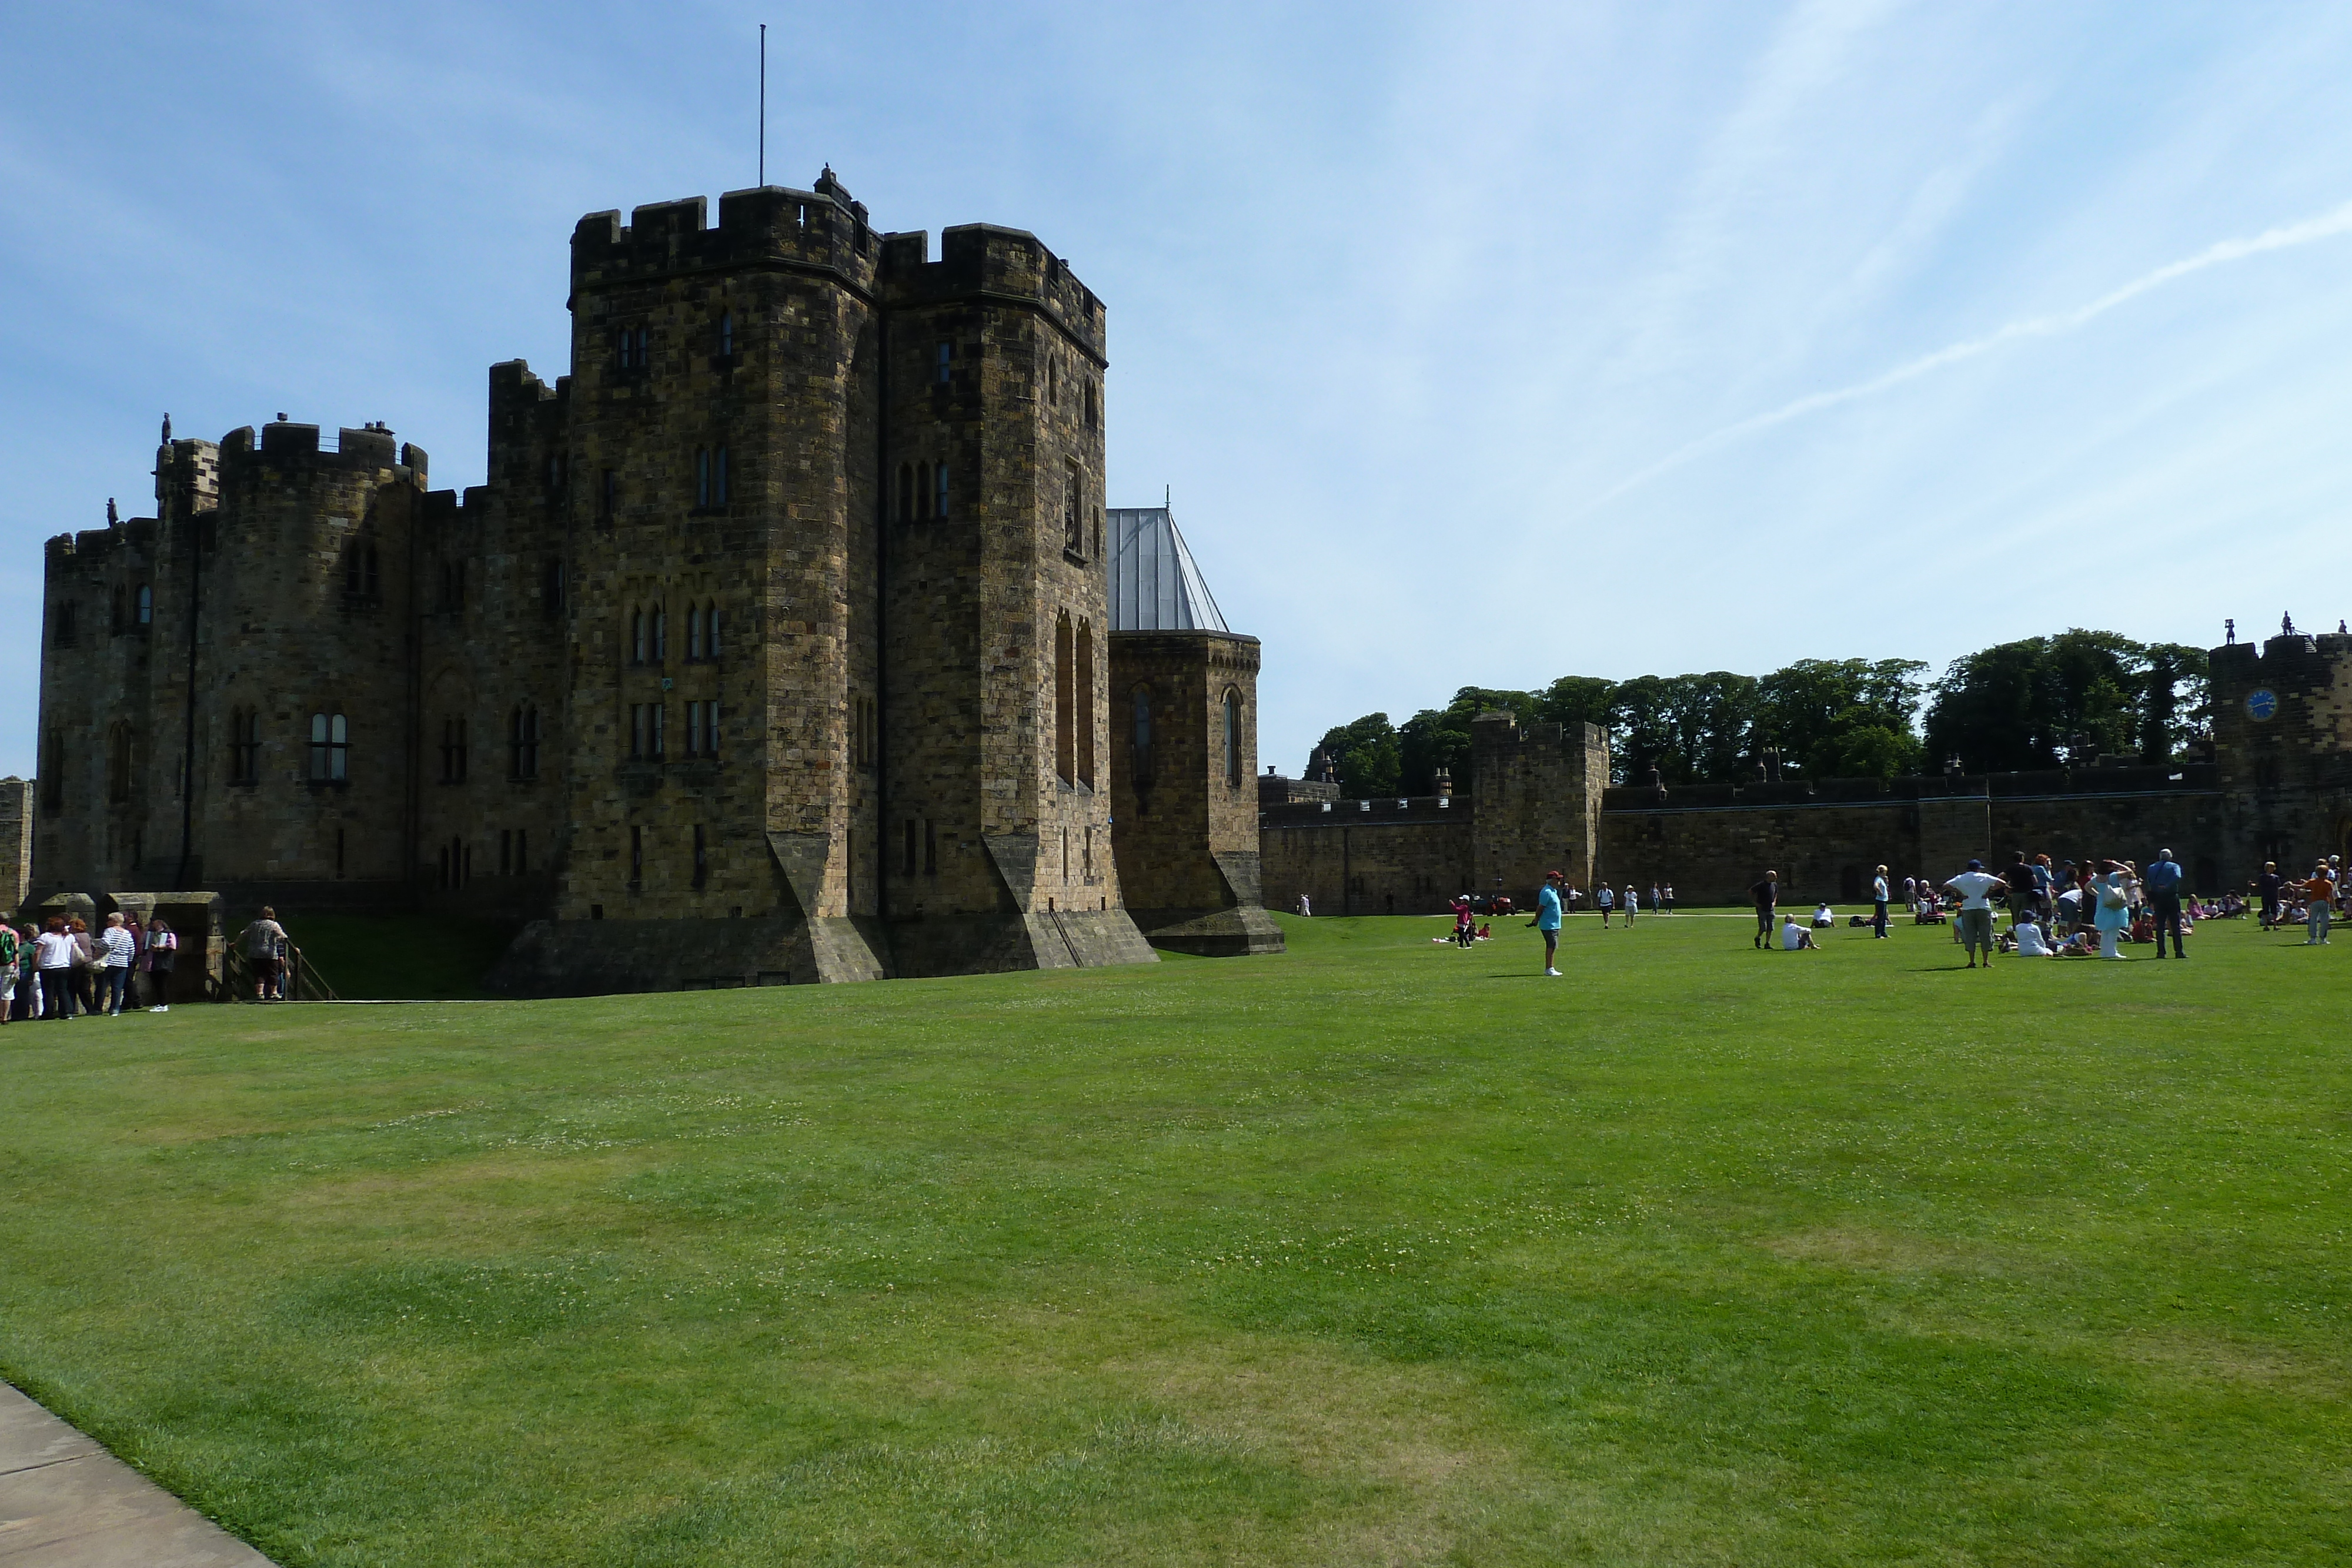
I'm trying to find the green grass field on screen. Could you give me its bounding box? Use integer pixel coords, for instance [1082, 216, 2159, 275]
[1, 910, 2344, 1565]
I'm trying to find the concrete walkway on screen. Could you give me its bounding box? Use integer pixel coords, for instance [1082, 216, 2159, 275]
[0, 1382, 274, 1566]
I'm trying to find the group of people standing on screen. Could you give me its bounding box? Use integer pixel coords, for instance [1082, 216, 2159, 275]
[0, 910, 180, 1020]
[1571, 882, 1676, 926]
[2253, 859, 2344, 943]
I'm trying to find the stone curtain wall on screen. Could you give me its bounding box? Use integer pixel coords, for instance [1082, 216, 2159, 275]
[1601, 774, 2230, 907]
[1259, 802, 1475, 916]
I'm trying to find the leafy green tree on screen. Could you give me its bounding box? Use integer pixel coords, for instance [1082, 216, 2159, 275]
[1311, 713, 1401, 798]
[1823, 724, 1923, 778]
[1399, 687, 1538, 794]
[1924, 631, 2147, 772]
[1754, 658, 1926, 777]
[2139, 642, 2211, 761]
[1536, 676, 1616, 735]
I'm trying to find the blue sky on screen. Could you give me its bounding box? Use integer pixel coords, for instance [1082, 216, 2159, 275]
[5, 2, 2351, 780]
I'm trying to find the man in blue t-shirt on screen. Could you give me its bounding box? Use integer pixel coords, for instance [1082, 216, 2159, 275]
[1536, 871, 1563, 977]
[2144, 848, 2186, 958]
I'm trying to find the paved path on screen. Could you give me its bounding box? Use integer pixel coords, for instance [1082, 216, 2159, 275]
[0, 1382, 275, 1566]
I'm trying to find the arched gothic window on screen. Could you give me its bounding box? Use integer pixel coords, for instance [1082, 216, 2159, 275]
[719, 311, 734, 356]
[439, 717, 469, 783]
[1223, 688, 1243, 787]
[632, 608, 648, 664]
[935, 463, 950, 520]
[706, 601, 722, 658]
[653, 604, 667, 663]
[135, 584, 153, 626]
[688, 604, 705, 661]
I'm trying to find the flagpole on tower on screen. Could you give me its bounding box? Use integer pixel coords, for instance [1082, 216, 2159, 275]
[759, 23, 767, 186]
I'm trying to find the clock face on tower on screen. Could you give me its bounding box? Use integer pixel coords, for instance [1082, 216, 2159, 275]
[2246, 688, 2278, 722]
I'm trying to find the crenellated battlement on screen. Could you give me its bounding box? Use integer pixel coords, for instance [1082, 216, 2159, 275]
[570, 173, 881, 296]
[213, 420, 424, 480]
[880, 222, 1105, 359]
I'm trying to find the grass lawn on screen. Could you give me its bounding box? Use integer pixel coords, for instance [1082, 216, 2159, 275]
[0, 908, 2345, 1565]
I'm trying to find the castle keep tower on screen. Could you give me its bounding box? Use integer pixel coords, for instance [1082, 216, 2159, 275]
[36, 170, 1210, 992]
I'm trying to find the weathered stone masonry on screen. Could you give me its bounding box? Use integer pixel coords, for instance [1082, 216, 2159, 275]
[34, 171, 1277, 990]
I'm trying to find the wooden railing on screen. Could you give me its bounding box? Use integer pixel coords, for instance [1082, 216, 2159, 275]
[218, 944, 341, 1002]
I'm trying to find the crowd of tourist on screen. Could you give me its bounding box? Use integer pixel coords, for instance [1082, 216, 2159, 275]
[0, 904, 302, 1019]
[1723, 845, 2343, 968]
[0, 910, 181, 1021]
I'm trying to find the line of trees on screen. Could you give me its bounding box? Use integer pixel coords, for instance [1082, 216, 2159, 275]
[1310, 631, 2211, 799]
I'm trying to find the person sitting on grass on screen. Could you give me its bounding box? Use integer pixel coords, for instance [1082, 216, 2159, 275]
[1779, 914, 1820, 951]
[2054, 927, 2101, 957]
[1812, 901, 1834, 928]
[2012, 911, 2056, 957]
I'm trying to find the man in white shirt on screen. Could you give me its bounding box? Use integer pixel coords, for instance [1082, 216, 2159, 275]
[1943, 858, 2010, 969]
[1780, 915, 1819, 950]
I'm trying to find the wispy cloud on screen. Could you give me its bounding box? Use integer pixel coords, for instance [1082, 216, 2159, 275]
[1583, 196, 2352, 513]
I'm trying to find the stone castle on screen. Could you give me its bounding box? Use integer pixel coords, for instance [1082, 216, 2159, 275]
[1261, 631, 2352, 914]
[34, 172, 1277, 989]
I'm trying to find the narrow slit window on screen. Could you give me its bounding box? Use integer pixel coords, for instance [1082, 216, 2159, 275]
[935, 463, 949, 520]
[1131, 685, 1152, 782]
